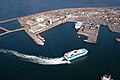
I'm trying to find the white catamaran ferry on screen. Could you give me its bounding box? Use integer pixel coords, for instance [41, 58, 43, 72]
[64, 48, 88, 61]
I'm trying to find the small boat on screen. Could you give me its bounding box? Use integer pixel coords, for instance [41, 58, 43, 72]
[64, 48, 88, 61]
[116, 38, 120, 42]
[75, 22, 83, 30]
[101, 75, 113, 80]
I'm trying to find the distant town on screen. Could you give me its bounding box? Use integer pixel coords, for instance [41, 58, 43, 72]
[0, 7, 120, 45]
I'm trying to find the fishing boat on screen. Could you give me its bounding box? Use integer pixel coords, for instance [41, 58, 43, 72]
[116, 38, 120, 42]
[101, 75, 113, 80]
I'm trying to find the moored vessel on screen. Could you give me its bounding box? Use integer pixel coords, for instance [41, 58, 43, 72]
[75, 22, 83, 30]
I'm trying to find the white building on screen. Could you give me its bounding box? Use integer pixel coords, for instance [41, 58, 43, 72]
[36, 17, 44, 22]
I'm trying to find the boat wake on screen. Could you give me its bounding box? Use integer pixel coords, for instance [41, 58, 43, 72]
[0, 48, 70, 65]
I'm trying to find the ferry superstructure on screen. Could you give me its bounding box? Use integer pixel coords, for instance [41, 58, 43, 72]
[64, 48, 88, 61]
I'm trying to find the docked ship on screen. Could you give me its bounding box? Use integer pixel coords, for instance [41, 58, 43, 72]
[75, 22, 83, 30]
[101, 75, 113, 80]
[116, 38, 120, 42]
[64, 48, 88, 61]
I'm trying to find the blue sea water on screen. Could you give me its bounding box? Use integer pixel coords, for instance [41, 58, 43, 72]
[0, 0, 120, 80]
[0, 0, 120, 21]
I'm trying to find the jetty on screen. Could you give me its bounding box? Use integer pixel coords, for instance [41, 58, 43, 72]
[76, 23, 100, 43]
[0, 18, 18, 24]
[0, 7, 120, 45]
[0, 27, 10, 32]
[0, 27, 25, 36]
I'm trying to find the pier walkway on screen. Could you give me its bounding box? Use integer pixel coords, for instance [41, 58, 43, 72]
[0, 27, 10, 32]
[0, 18, 18, 24]
[0, 28, 25, 36]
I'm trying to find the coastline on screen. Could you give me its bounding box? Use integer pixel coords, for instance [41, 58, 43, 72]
[0, 6, 120, 22]
[0, 7, 120, 45]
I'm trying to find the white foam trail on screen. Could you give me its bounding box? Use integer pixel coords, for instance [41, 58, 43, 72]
[0, 49, 70, 65]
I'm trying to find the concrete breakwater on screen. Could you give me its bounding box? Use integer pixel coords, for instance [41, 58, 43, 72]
[0, 27, 25, 36]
